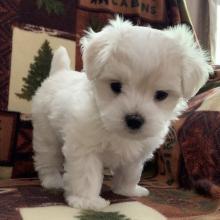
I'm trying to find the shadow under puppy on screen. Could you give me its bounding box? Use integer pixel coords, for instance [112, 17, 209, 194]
[32, 16, 212, 210]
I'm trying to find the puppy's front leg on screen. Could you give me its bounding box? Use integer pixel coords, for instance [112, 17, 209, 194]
[63, 151, 109, 210]
[112, 161, 149, 197]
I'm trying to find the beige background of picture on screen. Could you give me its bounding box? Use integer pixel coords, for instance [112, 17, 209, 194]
[8, 27, 76, 114]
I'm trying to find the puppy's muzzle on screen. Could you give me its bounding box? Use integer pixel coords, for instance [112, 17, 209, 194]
[125, 113, 145, 130]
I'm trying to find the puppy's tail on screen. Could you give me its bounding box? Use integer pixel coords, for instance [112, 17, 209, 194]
[50, 46, 71, 75]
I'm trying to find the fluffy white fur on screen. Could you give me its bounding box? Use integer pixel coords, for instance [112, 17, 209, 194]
[32, 17, 212, 210]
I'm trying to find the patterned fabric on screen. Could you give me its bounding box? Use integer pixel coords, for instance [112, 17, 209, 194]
[179, 111, 220, 196]
[0, 178, 219, 220]
[12, 119, 36, 178]
[156, 87, 220, 198]
[0, 1, 20, 110]
[0, 111, 19, 166]
[0, 112, 35, 179]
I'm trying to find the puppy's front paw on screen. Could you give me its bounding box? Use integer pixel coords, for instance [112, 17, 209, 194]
[66, 196, 110, 210]
[113, 185, 149, 197]
[41, 173, 63, 189]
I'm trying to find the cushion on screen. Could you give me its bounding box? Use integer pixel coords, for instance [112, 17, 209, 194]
[155, 87, 220, 198]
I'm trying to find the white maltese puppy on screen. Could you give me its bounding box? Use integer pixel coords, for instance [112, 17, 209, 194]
[32, 17, 212, 210]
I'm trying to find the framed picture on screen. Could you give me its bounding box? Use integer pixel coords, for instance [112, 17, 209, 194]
[0, 0, 76, 111]
[8, 25, 75, 114]
[0, 111, 20, 166]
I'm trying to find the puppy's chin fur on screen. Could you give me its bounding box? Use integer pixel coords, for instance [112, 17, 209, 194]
[32, 16, 212, 210]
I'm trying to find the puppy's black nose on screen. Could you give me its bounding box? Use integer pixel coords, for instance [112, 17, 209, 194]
[125, 114, 145, 130]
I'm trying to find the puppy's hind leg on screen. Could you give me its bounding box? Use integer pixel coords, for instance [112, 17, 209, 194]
[33, 121, 64, 189]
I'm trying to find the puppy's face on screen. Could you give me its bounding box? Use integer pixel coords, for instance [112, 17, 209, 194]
[92, 45, 183, 139]
[81, 17, 212, 140]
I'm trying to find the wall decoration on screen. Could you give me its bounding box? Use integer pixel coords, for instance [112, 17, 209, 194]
[0, 0, 76, 111]
[8, 26, 75, 114]
[16, 40, 53, 101]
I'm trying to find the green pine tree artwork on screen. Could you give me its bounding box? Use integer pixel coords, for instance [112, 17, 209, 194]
[76, 210, 131, 220]
[36, 0, 65, 15]
[16, 40, 53, 101]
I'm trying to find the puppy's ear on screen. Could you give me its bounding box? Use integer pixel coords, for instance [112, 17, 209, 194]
[164, 25, 213, 100]
[80, 16, 133, 80]
[80, 29, 110, 80]
[80, 28, 95, 55]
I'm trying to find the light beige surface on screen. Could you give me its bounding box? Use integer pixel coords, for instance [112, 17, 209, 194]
[8, 27, 76, 114]
[197, 89, 220, 112]
[20, 202, 167, 220]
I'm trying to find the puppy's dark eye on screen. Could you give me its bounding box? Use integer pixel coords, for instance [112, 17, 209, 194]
[110, 81, 122, 94]
[154, 90, 168, 101]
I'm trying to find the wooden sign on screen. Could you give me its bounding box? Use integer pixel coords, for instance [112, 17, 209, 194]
[79, 0, 166, 22]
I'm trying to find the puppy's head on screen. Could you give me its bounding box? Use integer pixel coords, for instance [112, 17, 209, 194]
[81, 16, 212, 140]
